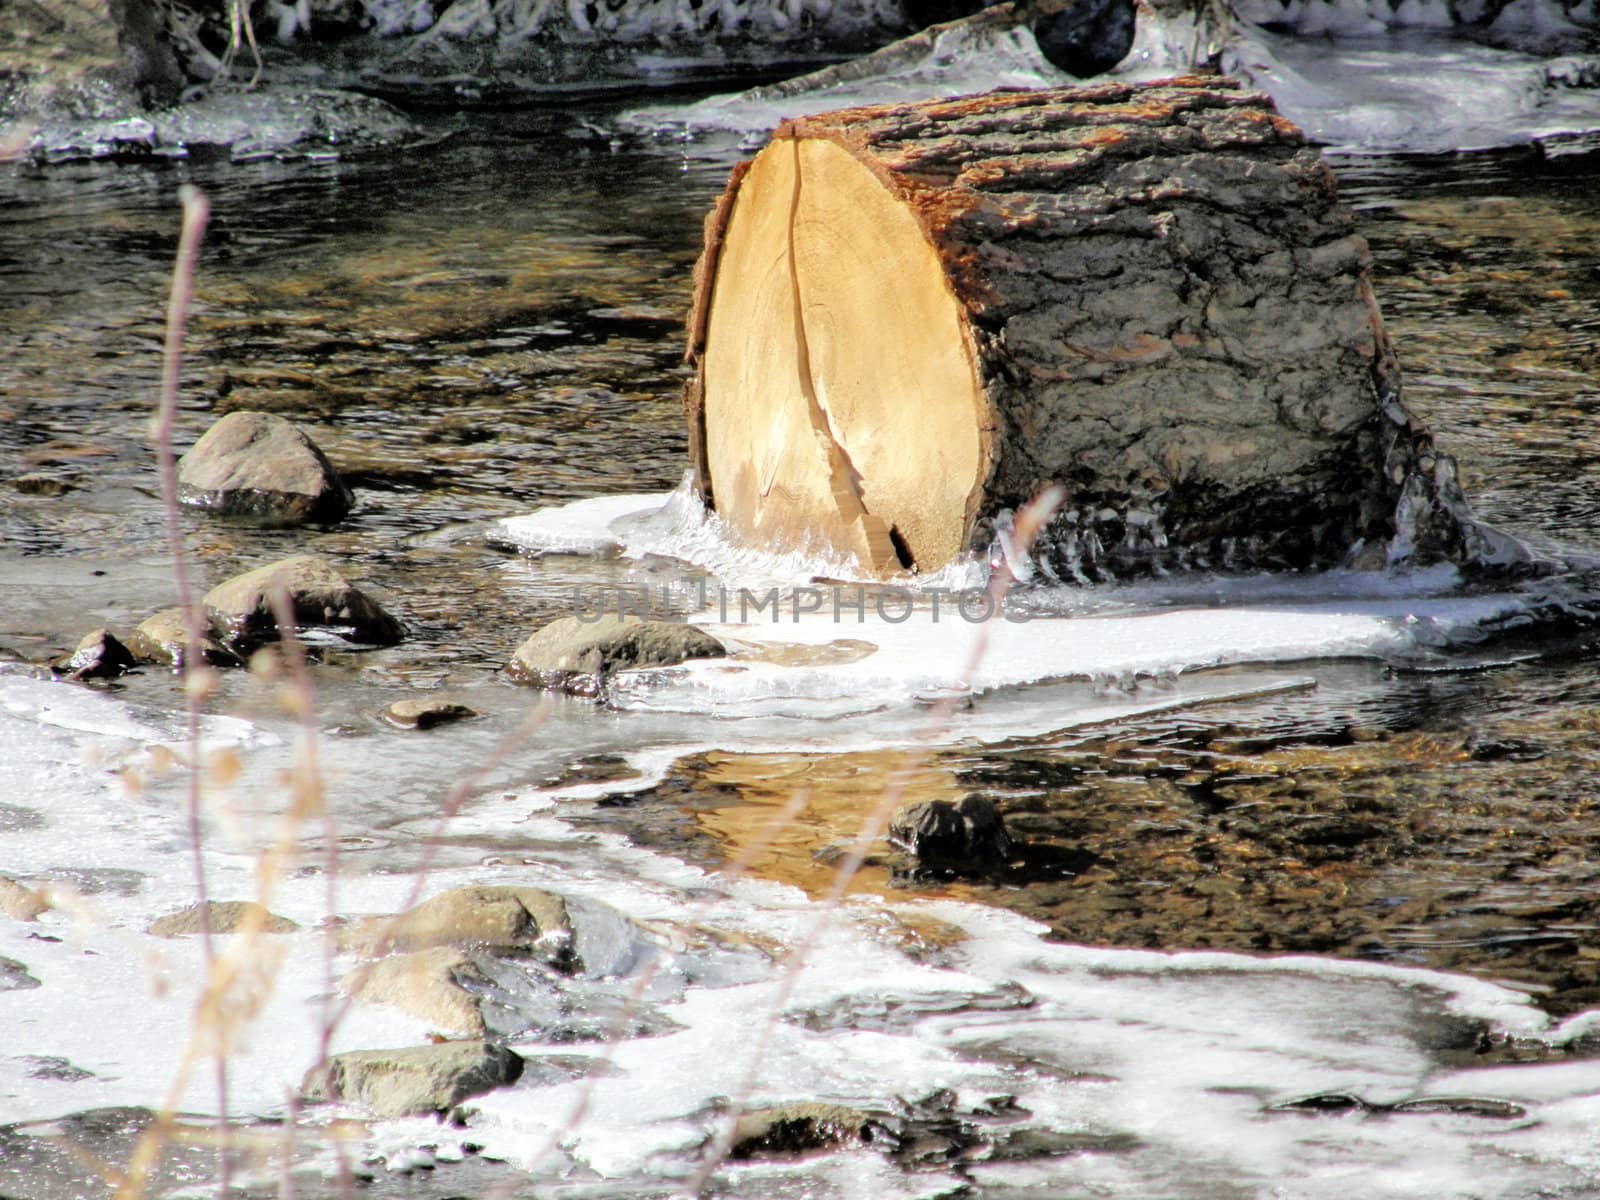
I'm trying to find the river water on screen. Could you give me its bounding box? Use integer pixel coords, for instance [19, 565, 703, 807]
[3, 85, 1600, 1199]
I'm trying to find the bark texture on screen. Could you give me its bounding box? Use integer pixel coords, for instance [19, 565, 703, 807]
[685, 77, 1497, 580]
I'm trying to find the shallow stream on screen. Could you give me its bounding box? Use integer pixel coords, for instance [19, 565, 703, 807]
[4, 87, 1600, 1199]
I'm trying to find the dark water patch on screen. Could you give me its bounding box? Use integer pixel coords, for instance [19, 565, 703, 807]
[19, 1056, 95, 1082]
[1333, 151, 1600, 554]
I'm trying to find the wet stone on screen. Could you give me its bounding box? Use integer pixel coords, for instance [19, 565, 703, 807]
[889, 795, 1013, 871]
[147, 900, 299, 938]
[728, 1102, 880, 1160]
[9, 473, 77, 496]
[0, 956, 41, 990]
[506, 615, 725, 696]
[126, 608, 243, 669]
[203, 554, 404, 650]
[301, 1041, 525, 1119]
[51, 628, 137, 681]
[383, 697, 479, 730]
[178, 410, 354, 527]
[343, 886, 575, 967]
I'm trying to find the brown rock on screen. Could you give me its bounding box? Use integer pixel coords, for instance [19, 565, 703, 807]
[340, 946, 490, 1036]
[343, 886, 574, 969]
[9, 473, 77, 496]
[889, 795, 1013, 869]
[203, 554, 403, 649]
[178, 411, 354, 527]
[147, 900, 299, 938]
[506, 615, 725, 696]
[383, 697, 479, 730]
[52, 629, 137, 681]
[301, 1041, 524, 1118]
[126, 607, 243, 669]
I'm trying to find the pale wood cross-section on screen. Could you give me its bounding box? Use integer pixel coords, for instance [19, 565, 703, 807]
[685, 78, 1476, 579]
[697, 136, 990, 574]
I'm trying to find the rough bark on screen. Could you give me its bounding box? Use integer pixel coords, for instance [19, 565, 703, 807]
[684, 77, 1500, 580]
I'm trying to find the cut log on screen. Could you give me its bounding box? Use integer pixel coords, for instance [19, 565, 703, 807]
[684, 77, 1493, 580]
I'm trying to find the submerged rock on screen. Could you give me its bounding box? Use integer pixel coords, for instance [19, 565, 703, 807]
[51, 629, 137, 682]
[203, 554, 403, 650]
[301, 1041, 524, 1119]
[9, 473, 78, 496]
[729, 1102, 879, 1159]
[383, 697, 479, 730]
[147, 900, 299, 938]
[126, 607, 243, 669]
[178, 411, 353, 527]
[507, 615, 726, 696]
[889, 795, 1013, 870]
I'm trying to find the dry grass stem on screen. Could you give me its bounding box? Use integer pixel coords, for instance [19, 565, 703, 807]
[119, 182, 231, 1200]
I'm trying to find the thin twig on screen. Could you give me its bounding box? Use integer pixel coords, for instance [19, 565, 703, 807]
[120, 185, 227, 1200]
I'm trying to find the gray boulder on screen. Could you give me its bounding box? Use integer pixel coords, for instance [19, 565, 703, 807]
[506, 615, 725, 696]
[178, 411, 353, 527]
[147, 900, 299, 938]
[203, 554, 403, 649]
[301, 1041, 524, 1119]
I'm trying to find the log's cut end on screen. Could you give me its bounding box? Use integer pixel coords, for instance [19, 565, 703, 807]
[686, 78, 1481, 580]
[694, 134, 992, 575]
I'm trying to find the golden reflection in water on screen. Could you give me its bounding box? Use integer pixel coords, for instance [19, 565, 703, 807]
[684, 748, 969, 900]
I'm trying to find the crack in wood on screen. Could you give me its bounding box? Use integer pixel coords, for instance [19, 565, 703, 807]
[781, 138, 906, 573]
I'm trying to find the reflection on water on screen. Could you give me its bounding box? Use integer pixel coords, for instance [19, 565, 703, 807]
[1337, 154, 1600, 553]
